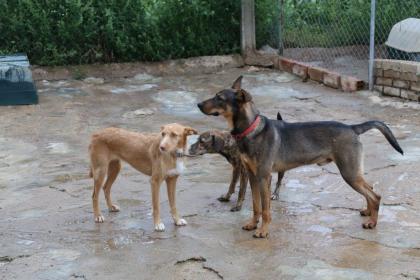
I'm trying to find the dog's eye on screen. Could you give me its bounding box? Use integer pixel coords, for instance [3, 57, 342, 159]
[170, 132, 177, 138]
[161, 132, 166, 137]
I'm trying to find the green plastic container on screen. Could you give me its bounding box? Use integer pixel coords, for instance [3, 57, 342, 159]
[0, 53, 38, 105]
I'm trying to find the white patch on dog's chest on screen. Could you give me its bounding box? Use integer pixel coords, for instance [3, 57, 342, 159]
[167, 159, 185, 177]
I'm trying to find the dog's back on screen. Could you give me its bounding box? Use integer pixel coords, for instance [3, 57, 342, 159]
[89, 127, 158, 177]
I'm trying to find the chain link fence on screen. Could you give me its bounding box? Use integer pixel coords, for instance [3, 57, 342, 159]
[256, 0, 419, 82]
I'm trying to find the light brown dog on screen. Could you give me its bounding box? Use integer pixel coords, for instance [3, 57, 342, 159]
[89, 124, 198, 231]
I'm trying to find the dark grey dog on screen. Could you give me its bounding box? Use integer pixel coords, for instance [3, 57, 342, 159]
[189, 117, 284, 211]
[197, 76, 403, 238]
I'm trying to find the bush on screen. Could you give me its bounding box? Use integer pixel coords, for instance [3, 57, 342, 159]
[0, 0, 241, 65]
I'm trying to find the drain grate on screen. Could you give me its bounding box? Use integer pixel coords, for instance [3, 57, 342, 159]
[0, 53, 38, 105]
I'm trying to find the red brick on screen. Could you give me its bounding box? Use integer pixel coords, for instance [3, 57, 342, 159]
[292, 63, 308, 79]
[279, 57, 298, 73]
[308, 66, 325, 82]
[341, 76, 364, 92]
[323, 71, 341, 89]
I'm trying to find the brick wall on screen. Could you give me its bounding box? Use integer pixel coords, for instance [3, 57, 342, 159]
[273, 57, 365, 92]
[374, 59, 420, 102]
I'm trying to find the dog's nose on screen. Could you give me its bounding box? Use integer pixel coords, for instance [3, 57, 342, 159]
[197, 103, 203, 110]
[159, 146, 166, 152]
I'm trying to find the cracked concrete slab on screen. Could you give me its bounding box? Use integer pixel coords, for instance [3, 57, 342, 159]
[1, 63, 420, 279]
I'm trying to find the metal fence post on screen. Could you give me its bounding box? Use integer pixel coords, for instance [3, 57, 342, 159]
[241, 0, 256, 55]
[368, 0, 376, 91]
[278, 0, 284, 55]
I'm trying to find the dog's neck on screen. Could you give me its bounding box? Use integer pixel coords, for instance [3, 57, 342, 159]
[231, 102, 259, 135]
[166, 148, 185, 177]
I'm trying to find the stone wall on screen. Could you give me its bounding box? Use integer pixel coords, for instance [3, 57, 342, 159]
[374, 59, 420, 102]
[273, 57, 365, 92]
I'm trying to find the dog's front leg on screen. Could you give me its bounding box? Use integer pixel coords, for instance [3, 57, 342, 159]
[151, 175, 165, 231]
[218, 166, 240, 202]
[242, 172, 261, 231]
[251, 173, 271, 238]
[166, 176, 187, 227]
[231, 167, 248, 212]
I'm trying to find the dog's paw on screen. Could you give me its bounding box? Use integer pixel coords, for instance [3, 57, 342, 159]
[242, 222, 258, 231]
[175, 218, 187, 226]
[230, 205, 242, 212]
[359, 209, 371, 216]
[154, 222, 165, 232]
[253, 228, 269, 238]
[270, 193, 279, 200]
[109, 204, 120, 212]
[95, 215, 105, 223]
[362, 220, 377, 229]
[217, 195, 230, 202]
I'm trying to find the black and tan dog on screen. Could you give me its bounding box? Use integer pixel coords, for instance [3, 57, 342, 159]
[197, 76, 403, 238]
[189, 113, 285, 211]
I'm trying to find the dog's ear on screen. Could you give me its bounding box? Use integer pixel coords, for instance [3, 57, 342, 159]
[184, 127, 198, 136]
[160, 125, 165, 131]
[235, 89, 252, 103]
[231, 75, 243, 90]
[277, 112, 283, 120]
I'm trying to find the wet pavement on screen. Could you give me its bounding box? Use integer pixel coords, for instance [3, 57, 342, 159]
[1, 64, 420, 279]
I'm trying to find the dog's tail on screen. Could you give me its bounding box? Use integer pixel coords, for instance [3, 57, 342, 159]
[351, 121, 403, 155]
[277, 112, 283, 121]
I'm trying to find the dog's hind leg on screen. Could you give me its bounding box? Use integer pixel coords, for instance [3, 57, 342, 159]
[103, 160, 121, 213]
[166, 176, 187, 226]
[92, 166, 107, 223]
[344, 175, 381, 229]
[336, 148, 381, 229]
[271, 172, 284, 200]
[218, 165, 240, 202]
[231, 167, 248, 212]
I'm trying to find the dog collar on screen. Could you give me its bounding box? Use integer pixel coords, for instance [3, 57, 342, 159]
[231, 115, 263, 141]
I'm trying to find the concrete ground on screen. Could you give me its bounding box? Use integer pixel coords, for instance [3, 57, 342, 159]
[1, 63, 420, 280]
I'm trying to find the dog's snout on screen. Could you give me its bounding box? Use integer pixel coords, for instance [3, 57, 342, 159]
[159, 146, 166, 152]
[197, 102, 203, 110]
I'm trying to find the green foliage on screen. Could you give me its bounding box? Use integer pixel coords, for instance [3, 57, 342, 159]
[0, 0, 241, 65]
[1, 0, 417, 65]
[257, 0, 419, 48]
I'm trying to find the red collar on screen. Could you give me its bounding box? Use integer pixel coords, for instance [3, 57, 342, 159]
[231, 116, 261, 141]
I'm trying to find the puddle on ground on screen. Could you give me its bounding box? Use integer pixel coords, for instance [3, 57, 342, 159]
[380, 205, 407, 223]
[41, 87, 88, 98]
[152, 90, 201, 117]
[286, 179, 307, 189]
[0, 138, 38, 195]
[133, 73, 162, 83]
[389, 145, 420, 162]
[307, 225, 332, 235]
[279, 260, 373, 280]
[47, 142, 70, 154]
[367, 95, 420, 110]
